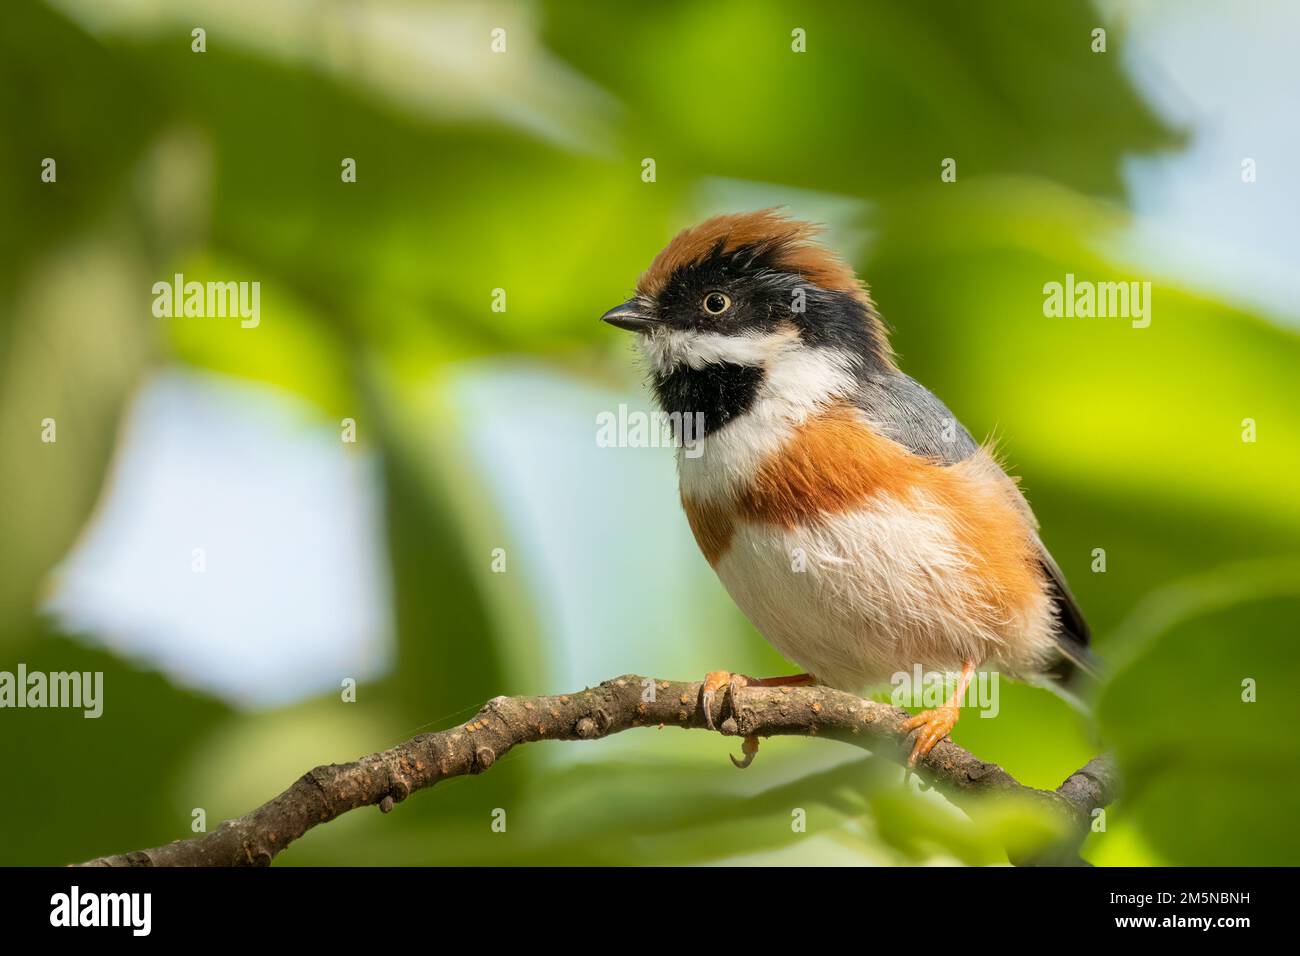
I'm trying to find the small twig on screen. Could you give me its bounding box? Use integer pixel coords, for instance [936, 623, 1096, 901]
[77, 675, 1116, 867]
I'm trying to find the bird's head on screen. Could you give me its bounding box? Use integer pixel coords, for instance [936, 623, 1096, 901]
[602, 209, 893, 437]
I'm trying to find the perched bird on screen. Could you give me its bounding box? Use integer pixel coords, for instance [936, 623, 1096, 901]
[602, 210, 1095, 767]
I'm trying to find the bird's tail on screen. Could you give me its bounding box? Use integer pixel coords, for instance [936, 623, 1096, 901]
[1036, 640, 1105, 715]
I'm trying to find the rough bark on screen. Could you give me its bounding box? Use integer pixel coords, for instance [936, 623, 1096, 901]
[78, 675, 1116, 867]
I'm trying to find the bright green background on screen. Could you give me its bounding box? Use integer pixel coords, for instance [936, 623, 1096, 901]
[1, 0, 1297, 866]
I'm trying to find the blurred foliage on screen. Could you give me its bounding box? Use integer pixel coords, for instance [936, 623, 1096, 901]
[1097, 561, 1300, 865]
[0, 0, 1296, 866]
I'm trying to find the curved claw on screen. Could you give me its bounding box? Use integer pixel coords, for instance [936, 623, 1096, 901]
[702, 670, 748, 730]
[730, 734, 760, 769]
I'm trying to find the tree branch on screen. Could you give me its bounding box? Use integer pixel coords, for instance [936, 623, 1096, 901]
[77, 675, 1117, 867]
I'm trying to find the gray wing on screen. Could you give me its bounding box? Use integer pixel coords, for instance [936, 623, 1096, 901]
[852, 371, 980, 465]
[850, 371, 1093, 674]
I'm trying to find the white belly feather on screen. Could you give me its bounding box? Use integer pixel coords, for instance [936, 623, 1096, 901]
[708, 497, 1055, 694]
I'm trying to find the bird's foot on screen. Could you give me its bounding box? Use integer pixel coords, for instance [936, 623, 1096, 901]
[902, 705, 959, 767]
[701, 670, 749, 731]
[702, 670, 756, 768]
[701, 671, 815, 769]
[700, 670, 815, 728]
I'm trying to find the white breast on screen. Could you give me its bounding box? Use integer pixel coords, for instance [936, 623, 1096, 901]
[712, 497, 1054, 693]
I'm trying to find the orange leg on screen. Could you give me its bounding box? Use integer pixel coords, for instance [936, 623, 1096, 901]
[902, 659, 977, 767]
[701, 670, 816, 768]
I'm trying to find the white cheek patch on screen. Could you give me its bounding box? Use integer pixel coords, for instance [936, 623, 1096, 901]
[761, 345, 858, 421]
[637, 327, 800, 372]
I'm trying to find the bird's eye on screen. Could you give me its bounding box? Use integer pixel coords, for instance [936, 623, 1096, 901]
[703, 292, 731, 315]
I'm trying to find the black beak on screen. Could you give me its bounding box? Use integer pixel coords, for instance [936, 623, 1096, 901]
[601, 298, 660, 333]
